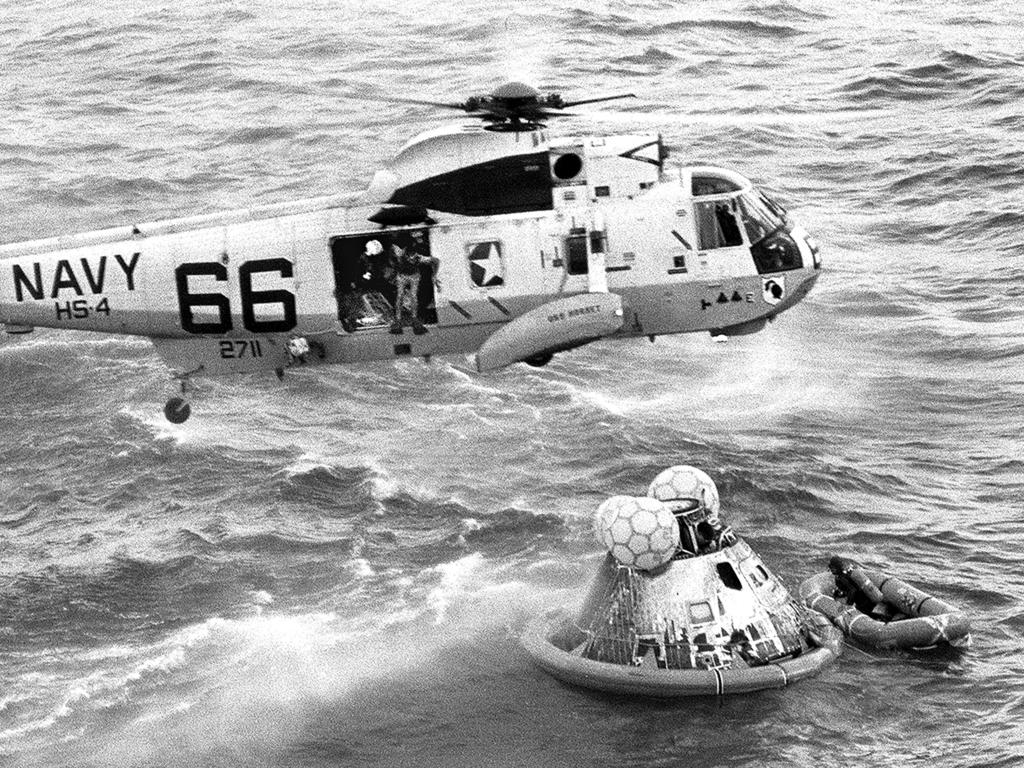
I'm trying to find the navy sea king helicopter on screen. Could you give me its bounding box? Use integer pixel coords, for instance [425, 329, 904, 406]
[0, 81, 822, 423]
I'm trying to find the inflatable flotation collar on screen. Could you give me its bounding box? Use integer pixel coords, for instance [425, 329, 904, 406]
[522, 609, 843, 698]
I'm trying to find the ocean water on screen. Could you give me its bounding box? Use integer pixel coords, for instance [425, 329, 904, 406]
[1, 1, 1023, 766]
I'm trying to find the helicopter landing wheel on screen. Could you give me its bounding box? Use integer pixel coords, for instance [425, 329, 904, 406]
[524, 352, 554, 368]
[164, 396, 192, 424]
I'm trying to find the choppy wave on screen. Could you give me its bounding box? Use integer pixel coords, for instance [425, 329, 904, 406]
[2, 0, 1024, 766]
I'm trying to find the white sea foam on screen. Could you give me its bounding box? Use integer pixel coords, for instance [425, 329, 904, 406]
[3, 2, 1023, 766]
[423, 552, 485, 624]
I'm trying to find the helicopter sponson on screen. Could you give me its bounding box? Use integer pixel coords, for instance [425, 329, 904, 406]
[0, 83, 822, 422]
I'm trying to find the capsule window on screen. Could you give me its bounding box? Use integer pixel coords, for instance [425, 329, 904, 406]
[688, 601, 714, 623]
[745, 565, 763, 586]
[716, 562, 743, 590]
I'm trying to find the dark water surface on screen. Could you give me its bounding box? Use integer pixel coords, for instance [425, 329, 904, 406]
[1, 1, 1022, 765]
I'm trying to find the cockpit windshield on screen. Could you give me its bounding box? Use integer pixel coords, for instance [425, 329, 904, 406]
[736, 191, 788, 245]
[743, 191, 803, 274]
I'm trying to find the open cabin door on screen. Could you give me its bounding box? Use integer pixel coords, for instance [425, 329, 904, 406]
[329, 228, 437, 332]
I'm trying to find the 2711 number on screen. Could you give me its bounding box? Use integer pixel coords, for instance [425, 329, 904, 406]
[219, 339, 263, 359]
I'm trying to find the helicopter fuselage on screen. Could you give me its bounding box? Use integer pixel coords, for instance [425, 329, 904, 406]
[0, 124, 821, 418]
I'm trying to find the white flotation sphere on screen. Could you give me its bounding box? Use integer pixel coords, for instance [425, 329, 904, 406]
[648, 465, 721, 524]
[598, 496, 680, 571]
[593, 495, 635, 545]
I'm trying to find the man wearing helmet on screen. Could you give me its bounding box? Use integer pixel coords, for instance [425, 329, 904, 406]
[647, 465, 736, 557]
[338, 239, 390, 332]
[387, 231, 437, 335]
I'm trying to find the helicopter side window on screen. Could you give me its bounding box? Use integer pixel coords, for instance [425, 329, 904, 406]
[694, 200, 744, 250]
[566, 228, 589, 275]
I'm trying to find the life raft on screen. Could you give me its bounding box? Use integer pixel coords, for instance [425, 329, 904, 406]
[521, 609, 843, 698]
[799, 557, 971, 650]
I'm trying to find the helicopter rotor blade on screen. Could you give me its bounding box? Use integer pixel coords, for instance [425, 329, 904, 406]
[383, 96, 473, 111]
[564, 107, 888, 128]
[345, 82, 885, 134]
[560, 93, 637, 108]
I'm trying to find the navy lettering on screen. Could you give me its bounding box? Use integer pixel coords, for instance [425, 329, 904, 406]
[114, 252, 141, 290]
[80, 256, 107, 294]
[13, 263, 44, 301]
[51, 260, 84, 298]
[13, 253, 139, 303]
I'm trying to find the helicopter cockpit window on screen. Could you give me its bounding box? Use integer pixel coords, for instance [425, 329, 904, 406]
[692, 175, 742, 196]
[738, 191, 803, 274]
[751, 230, 803, 274]
[737, 191, 788, 245]
[694, 200, 744, 250]
[758, 190, 789, 220]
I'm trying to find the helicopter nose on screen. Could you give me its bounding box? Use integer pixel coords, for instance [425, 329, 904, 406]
[796, 231, 823, 295]
[804, 232, 822, 270]
[790, 267, 821, 307]
[785, 224, 821, 272]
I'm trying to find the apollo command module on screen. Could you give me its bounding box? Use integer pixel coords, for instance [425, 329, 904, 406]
[523, 466, 842, 696]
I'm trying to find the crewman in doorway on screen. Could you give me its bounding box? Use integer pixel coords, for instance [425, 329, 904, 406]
[388, 231, 433, 335]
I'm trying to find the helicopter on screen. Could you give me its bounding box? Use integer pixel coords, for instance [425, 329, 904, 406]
[0, 81, 822, 423]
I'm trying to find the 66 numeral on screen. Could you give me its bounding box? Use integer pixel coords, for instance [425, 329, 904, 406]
[175, 258, 297, 335]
